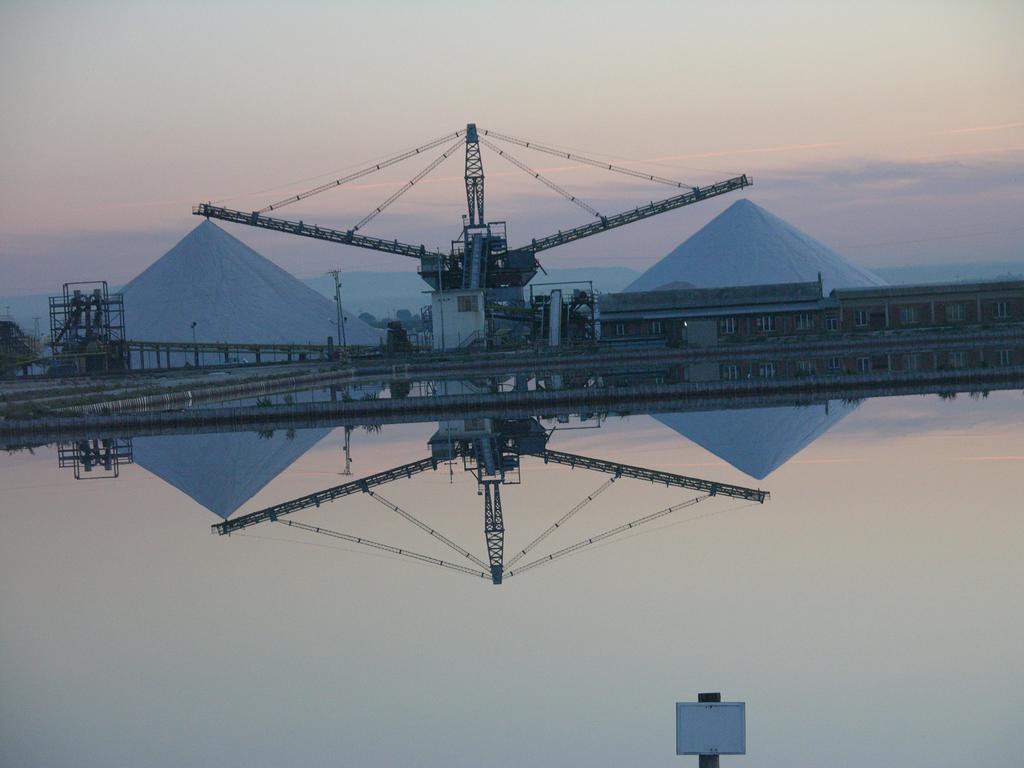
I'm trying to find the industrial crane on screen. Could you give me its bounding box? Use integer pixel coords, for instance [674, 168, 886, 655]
[194, 124, 751, 299]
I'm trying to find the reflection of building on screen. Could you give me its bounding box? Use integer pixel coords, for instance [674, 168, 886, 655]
[599, 279, 1024, 346]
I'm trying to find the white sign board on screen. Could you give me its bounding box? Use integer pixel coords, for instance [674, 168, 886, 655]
[676, 702, 746, 755]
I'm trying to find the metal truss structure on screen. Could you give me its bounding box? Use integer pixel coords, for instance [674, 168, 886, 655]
[193, 123, 751, 344]
[48, 282, 128, 373]
[57, 438, 134, 479]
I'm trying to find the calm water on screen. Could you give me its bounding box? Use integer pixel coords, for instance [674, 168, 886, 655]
[2, 391, 1022, 767]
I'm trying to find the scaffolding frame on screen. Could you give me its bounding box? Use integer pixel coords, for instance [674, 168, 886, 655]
[49, 281, 128, 373]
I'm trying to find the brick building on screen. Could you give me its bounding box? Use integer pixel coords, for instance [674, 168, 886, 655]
[598, 278, 1024, 346]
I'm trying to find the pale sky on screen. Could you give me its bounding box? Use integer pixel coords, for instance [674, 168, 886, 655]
[1, 0, 1022, 293]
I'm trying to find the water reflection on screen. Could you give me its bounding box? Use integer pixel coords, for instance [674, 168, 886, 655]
[132, 428, 332, 519]
[7, 338, 1022, 587]
[4, 359, 1021, 767]
[19, 356, 1020, 588]
[56, 438, 134, 479]
[653, 400, 858, 479]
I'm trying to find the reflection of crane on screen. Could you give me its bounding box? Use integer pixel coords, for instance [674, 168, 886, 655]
[213, 419, 767, 585]
[194, 124, 750, 344]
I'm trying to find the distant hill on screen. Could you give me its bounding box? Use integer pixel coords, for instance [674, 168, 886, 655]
[872, 260, 1024, 285]
[0, 265, 641, 335]
[302, 265, 642, 318]
[4, 232, 1021, 336]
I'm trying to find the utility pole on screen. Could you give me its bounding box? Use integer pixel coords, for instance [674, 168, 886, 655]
[328, 269, 347, 348]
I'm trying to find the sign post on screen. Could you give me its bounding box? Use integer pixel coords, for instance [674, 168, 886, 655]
[676, 692, 746, 766]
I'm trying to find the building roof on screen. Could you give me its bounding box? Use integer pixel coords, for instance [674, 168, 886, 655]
[599, 280, 822, 315]
[832, 278, 1024, 301]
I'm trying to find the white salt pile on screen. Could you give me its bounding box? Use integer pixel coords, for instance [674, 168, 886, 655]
[627, 198, 885, 293]
[629, 198, 884, 479]
[133, 428, 331, 519]
[122, 221, 382, 346]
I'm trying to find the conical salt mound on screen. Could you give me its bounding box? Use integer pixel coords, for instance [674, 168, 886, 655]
[133, 427, 331, 519]
[626, 199, 884, 293]
[122, 221, 382, 346]
[628, 199, 882, 478]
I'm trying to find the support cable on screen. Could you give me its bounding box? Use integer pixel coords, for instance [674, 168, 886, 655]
[504, 476, 616, 571]
[280, 519, 488, 579]
[366, 489, 489, 571]
[259, 130, 465, 213]
[479, 137, 601, 218]
[353, 138, 465, 232]
[481, 128, 694, 190]
[504, 495, 709, 579]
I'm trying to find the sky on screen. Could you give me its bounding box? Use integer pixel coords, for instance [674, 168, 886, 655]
[1, 0, 1022, 294]
[2, 392, 1022, 767]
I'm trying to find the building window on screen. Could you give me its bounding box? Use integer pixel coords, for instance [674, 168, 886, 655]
[994, 301, 1009, 319]
[756, 315, 775, 333]
[900, 307, 919, 324]
[721, 364, 739, 380]
[795, 313, 813, 331]
[857, 357, 871, 373]
[759, 361, 776, 378]
[797, 360, 815, 375]
[902, 353, 919, 371]
[613, 322, 625, 337]
[719, 317, 736, 335]
[945, 303, 965, 322]
[949, 350, 966, 368]
[457, 295, 478, 313]
[828, 356, 842, 372]
[854, 310, 868, 327]
[650, 320, 663, 335]
[825, 315, 839, 331]
[998, 349, 1012, 366]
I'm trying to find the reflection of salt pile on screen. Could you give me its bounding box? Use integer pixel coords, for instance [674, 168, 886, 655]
[122, 220, 382, 345]
[134, 428, 331, 519]
[627, 198, 885, 293]
[653, 403, 858, 480]
[632, 199, 884, 479]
